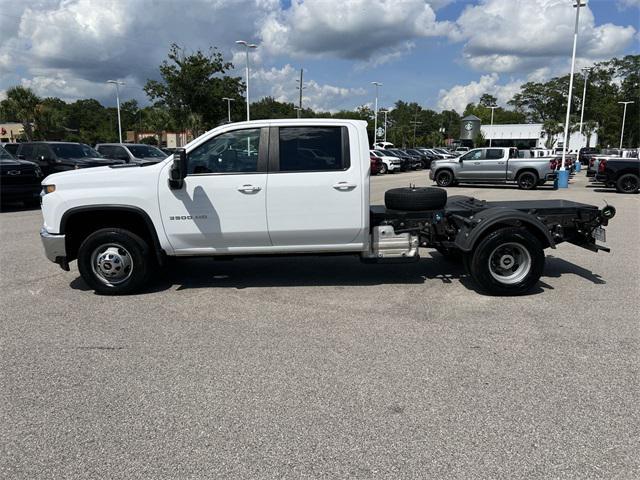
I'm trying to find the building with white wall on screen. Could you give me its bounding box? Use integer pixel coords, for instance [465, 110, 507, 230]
[480, 124, 597, 150]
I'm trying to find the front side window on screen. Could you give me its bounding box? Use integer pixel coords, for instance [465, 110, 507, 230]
[278, 127, 346, 172]
[188, 128, 261, 174]
[462, 150, 483, 161]
[51, 143, 99, 159]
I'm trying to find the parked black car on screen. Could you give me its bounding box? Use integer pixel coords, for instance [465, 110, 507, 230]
[2, 143, 20, 156]
[16, 142, 124, 175]
[0, 145, 43, 207]
[405, 149, 433, 169]
[387, 149, 419, 170]
[578, 147, 599, 166]
[595, 157, 639, 193]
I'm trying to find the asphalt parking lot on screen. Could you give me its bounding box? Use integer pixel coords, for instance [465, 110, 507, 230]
[1, 171, 638, 479]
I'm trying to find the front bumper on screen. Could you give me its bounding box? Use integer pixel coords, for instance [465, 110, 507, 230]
[40, 227, 69, 270]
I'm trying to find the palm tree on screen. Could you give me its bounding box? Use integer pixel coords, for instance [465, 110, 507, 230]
[582, 120, 598, 148]
[2, 86, 40, 140]
[542, 120, 563, 149]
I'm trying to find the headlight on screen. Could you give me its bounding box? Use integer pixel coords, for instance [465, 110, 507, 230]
[43, 185, 56, 194]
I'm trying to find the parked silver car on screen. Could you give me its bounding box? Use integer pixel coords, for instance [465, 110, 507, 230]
[95, 143, 167, 164]
[429, 147, 557, 190]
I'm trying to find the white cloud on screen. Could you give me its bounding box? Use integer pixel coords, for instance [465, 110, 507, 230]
[451, 0, 637, 74]
[436, 73, 522, 112]
[259, 0, 455, 63]
[250, 64, 366, 112]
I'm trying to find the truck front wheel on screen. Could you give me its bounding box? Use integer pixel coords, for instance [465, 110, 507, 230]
[77, 228, 151, 295]
[466, 227, 545, 296]
[435, 170, 454, 187]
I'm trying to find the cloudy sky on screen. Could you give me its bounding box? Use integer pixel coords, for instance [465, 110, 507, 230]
[1, 0, 638, 113]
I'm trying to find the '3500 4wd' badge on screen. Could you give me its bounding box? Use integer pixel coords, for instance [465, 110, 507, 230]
[169, 215, 208, 220]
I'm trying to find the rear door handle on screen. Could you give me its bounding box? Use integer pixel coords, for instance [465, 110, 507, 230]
[498, 161, 505, 165]
[333, 182, 357, 190]
[237, 184, 261, 193]
[473, 162, 481, 165]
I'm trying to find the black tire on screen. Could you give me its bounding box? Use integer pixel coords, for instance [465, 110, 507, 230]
[379, 162, 388, 175]
[77, 228, 151, 295]
[385, 187, 447, 211]
[517, 171, 538, 190]
[435, 246, 463, 262]
[435, 169, 454, 187]
[615, 173, 639, 194]
[467, 227, 545, 296]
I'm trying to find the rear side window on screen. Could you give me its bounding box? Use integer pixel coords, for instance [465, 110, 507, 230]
[486, 149, 503, 160]
[278, 127, 347, 172]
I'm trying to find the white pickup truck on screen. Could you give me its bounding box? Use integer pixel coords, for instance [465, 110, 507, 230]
[40, 119, 615, 296]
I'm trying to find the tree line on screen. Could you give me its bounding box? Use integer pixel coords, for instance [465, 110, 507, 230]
[1, 44, 637, 149]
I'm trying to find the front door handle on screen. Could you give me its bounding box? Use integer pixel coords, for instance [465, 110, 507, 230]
[333, 181, 357, 190]
[237, 184, 261, 193]
[498, 161, 505, 165]
[473, 162, 481, 165]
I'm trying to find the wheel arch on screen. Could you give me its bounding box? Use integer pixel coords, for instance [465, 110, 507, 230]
[515, 167, 540, 180]
[454, 208, 555, 253]
[60, 205, 165, 264]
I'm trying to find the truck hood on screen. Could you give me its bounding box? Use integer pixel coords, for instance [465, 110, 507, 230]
[42, 159, 167, 186]
[432, 159, 459, 167]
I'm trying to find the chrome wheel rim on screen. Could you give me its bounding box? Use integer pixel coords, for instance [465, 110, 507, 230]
[91, 243, 133, 286]
[488, 242, 531, 285]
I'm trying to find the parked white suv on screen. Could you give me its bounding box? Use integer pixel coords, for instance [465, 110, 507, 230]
[370, 149, 402, 174]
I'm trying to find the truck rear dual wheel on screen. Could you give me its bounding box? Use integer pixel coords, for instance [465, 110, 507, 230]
[465, 227, 545, 296]
[77, 228, 151, 295]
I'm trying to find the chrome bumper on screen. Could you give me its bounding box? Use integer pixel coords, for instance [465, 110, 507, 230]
[40, 227, 68, 269]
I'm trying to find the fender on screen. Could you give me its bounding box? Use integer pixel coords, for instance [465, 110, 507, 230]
[59, 204, 166, 264]
[453, 207, 556, 252]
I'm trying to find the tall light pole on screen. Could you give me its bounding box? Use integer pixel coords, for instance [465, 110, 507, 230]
[618, 101, 634, 150]
[235, 40, 257, 121]
[488, 105, 498, 147]
[294, 107, 302, 118]
[222, 97, 235, 123]
[371, 82, 382, 147]
[380, 109, 389, 143]
[559, 0, 586, 185]
[107, 80, 125, 143]
[296, 69, 306, 116]
[579, 67, 592, 140]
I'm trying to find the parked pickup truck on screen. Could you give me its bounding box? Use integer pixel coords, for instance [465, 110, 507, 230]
[430, 147, 558, 190]
[595, 157, 639, 193]
[39, 120, 616, 296]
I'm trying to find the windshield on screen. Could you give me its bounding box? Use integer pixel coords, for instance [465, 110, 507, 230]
[51, 143, 102, 159]
[0, 146, 13, 159]
[127, 145, 167, 159]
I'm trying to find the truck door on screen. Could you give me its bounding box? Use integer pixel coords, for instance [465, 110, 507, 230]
[158, 127, 271, 253]
[266, 125, 364, 248]
[456, 149, 484, 180]
[483, 148, 508, 179]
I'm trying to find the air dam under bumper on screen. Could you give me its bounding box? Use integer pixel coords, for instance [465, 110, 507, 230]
[40, 227, 69, 270]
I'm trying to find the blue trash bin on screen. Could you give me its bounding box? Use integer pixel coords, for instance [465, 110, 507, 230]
[575, 160, 581, 172]
[557, 169, 570, 188]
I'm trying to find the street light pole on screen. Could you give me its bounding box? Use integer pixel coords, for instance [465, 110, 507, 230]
[618, 101, 634, 150]
[579, 67, 592, 140]
[296, 69, 306, 116]
[559, 0, 586, 183]
[488, 105, 498, 147]
[107, 80, 125, 143]
[371, 82, 382, 147]
[235, 40, 257, 121]
[222, 97, 235, 123]
[294, 107, 302, 118]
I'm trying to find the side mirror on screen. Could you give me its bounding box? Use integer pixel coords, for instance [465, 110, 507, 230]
[169, 148, 187, 189]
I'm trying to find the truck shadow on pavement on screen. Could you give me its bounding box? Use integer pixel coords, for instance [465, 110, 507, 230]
[70, 252, 605, 296]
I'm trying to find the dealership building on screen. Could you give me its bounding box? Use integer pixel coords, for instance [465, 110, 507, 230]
[458, 115, 597, 150]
